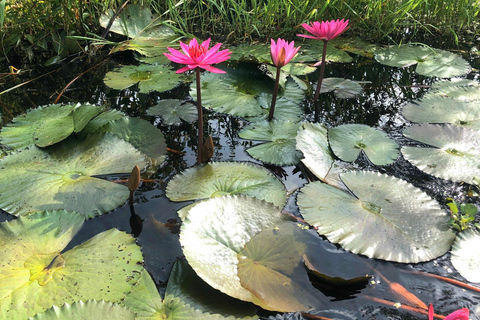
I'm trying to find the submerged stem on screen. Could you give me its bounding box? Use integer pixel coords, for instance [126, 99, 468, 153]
[313, 40, 328, 122]
[268, 66, 282, 121]
[195, 67, 204, 164]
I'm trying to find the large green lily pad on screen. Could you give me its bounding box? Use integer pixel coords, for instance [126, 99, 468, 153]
[0, 211, 143, 319]
[450, 228, 480, 283]
[239, 120, 302, 166]
[330, 37, 379, 58]
[297, 39, 353, 63]
[0, 103, 103, 150]
[424, 79, 480, 101]
[375, 45, 471, 78]
[328, 124, 399, 165]
[166, 162, 287, 207]
[104, 64, 182, 93]
[402, 124, 480, 184]
[147, 99, 198, 125]
[297, 171, 456, 263]
[31, 301, 136, 320]
[0, 133, 147, 218]
[180, 195, 290, 304]
[402, 97, 480, 129]
[319, 78, 364, 99]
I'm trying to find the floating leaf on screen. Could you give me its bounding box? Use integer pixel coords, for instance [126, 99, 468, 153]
[330, 37, 379, 58]
[318, 78, 363, 99]
[180, 195, 290, 303]
[104, 64, 182, 93]
[31, 300, 136, 320]
[298, 39, 353, 63]
[450, 228, 480, 283]
[166, 162, 286, 207]
[375, 45, 471, 78]
[263, 63, 316, 88]
[147, 99, 198, 125]
[0, 211, 143, 319]
[424, 79, 480, 102]
[0, 134, 147, 218]
[0, 103, 102, 150]
[402, 124, 480, 184]
[402, 97, 480, 129]
[229, 43, 271, 63]
[239, 120, 302, 166]
[297, 171, 456, 263]
[328, 124, 399, 165]
[82, 109, 125, 133]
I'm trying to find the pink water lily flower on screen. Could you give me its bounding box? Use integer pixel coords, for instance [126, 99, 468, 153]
[164, 38, 232, 74]
[270, 38, 300, 68]
[428, 304, 469, 320]
[297, 19, 349, 41]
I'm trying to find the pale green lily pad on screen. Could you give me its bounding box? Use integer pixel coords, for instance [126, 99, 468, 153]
[229, 43, 271, 63]
[0, 103, 103, 150]
[375, 45, 471, 78]
[0, 133, 147, 218]
[104, 64, 182, 93]
[402, 97, 480, 129]
[122, 270, 164, 319]
[82, 109, 125, 133]
[147, 99, 197, 125]
[402, 124, 480, 184]
[297, 40, 353, 63]
[318, 78, 363, 99]
[166, 162, 286, 207]
[0, 211, 143, 319]
[180, 195, 291, 304]
[297, 171, 456, 263]
[237, 222, 328, 312]
[330, 37, 379, 58]
[424, 79, 480, 102]
[239, 120, 302, 166]
[263, 63, 316, 88]
[30, 300, 136, 320]
[328, 124, 399, 165]
[451, 228, 480, 283]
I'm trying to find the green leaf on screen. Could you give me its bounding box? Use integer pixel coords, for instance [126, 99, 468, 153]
[166, 162, 287, 208]
[450, 228, 480, 283]
[122, 270, 164, 319]
[0, 134, 147, 218]
[330, 37, 379, 58]
[30, 300, 136, 320]
[147, 99, 198, 125]
[297, 171, 456, 263]
[298, 40, 353, 63]
[424, 79, 480, 102]
[318, 78, 364, 99]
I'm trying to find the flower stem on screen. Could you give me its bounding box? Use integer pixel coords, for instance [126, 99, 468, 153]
[195, 67, 203, 164]
[268, 66, 282, 121]
[313, 40, 328, 122]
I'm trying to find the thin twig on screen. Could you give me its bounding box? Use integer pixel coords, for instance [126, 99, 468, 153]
[100, 0, 130, 39]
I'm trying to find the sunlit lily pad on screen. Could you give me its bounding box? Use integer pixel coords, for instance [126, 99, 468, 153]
[297, 171, 456, 263]
[263, 63, 316, 88]
[239, 120, 302, 166]
[229, 43, 271, 63]
[330, 37, 379, 58]
[375, 45, 471, 78]
[147, 99, 197, 125]
[31, 300, 136, 320]
[424, 79, 480, 101]
[0, 103, 103, 150]
[402, 97, 480, 129]
[298, 39, 353, 63]
[0, 134, 147, 218]
[450, 228, 480, 283]
[402, 124, 480, 184]
[166, 162, 287, 207]
[0, 211, 143, 319]
[328, 124, 399, 165]
[104, 64, 182, 93]
[180, 195, 290, 304]
[318, 78, 364, 99]
[82, 109, 125, 133]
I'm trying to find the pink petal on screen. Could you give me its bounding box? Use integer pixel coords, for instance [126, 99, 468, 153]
[179, 41, 192, 57]
[444, 308, 470, 320]
[165, 47, 194, 64]
[203, 42, 223, 61]
[200, 64, 226, 73]
[200, 38, 211, 51]
[176, 65, 196, 73]
[428, 304, 434, 320]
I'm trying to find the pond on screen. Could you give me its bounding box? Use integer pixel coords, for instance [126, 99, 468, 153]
[1, 27, 480, 320]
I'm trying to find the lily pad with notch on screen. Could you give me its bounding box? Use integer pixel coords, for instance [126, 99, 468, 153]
[328, 124, 399, 165]
[402, 123, 480, 184]
[147, 99, 197, 125]
[450, 228, 480, 283]
[297, 170, 456, 263]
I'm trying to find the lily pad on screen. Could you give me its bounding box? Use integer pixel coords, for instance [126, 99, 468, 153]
[0, 103, 103, 150]
[330, 37, 379, 58]
[318, 78, 364, 99]
[30, 300, 136, 320]
[298, 39, 353, 63]
[104, 64, 182, 93]
[402, 124, 480, 184]
[147, 99, 198, 125]
[328, 124, 399, 165]
[263, 63, 316, 88]
[0, 211, 143, 319]
[424, 79, 480, 102]
[229, 43, 272, 63]
[166, 162, 287, 207]
[180, 195, 290, 304]
[402, 97, 480, 129]
[0, 134, 147, 218]
[375, 45, 471, 78]
[239, 120, 302, 166]
[450, 228, 480, 283]
[297, 171, 456, 263]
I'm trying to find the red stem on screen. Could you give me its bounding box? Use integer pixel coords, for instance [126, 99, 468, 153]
[195, 67, 203, 163]
[268, 66, 282, 121]
[313, 40, 328, 122]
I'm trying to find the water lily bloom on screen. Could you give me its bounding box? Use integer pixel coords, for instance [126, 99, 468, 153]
[428, 304, 469, 320]
[164, 38, 232, 74]
[297, 19, 350, 41]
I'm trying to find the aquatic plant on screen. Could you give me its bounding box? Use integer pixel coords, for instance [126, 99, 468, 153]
[165, 38, 232, 163]
[298, 19, 349, 121]
[428, 304, 469, 320]
[268, 38, 300, 121]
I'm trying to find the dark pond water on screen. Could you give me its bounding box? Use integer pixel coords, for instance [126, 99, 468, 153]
[1, 44, 479, 319]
